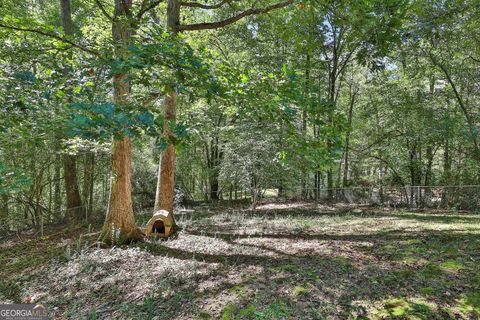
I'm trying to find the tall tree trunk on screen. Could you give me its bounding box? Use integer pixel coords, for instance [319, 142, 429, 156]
[210, 176, 219, 200]
[53, 153, 61, 219]
[278, 120, 285, 197]
[60, 0, 72, 35]
[102, 137, 142, 243]
[63, 155, 82, 210]
[443, 139, 451, 185]
[313, 113, 321, 200]
[209, 136, 221, 201]
[302, 53, 310, 199]
[314, 171, 321, 200]
[0, 194, 8, 230]
[408, 141, 422, 206]
[157, 93, 177, 215]
[423, 146, 434, 206]
[153, 152, 163, 211]
[326, 74, 336, 200]
[343, 82, 357, 187]
[83, 152, 95, 216]
[424, 146, 434, 186]
[155, 0, 180, 218]
[100, 0, 143, 244]
[60, 0, 83, 220]
[441, 138, 451, 206]
[48, 164, 52, 220]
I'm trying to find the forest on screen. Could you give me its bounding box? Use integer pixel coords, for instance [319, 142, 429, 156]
[0, 0, 480, 319]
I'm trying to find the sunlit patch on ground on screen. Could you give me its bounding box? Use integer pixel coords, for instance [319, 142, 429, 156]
[1, 206, 480, 319]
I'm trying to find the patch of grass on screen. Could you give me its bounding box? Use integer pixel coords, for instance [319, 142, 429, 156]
[330, 256, 354, 271]
[292, 285, 310, 298]
[254, 299, 290, 320]
[0, 279, 21, 303]
[85, 309, 97, 320]
[168, 291, 195, 312]
[198, 311, 213, 319]
[383, 269, 415, 287]
[406, 239, 423, 245]
[228, 285, 246, 296]
[220, 303, 235, 320]
[119, 303, 130, 315]
[420, 287, 437, 296]
[238, 303, 257, 318]
[439, 260, 463, 272]
[380, 298, 435, 319]
[459, 292, 480, 315]
[472, 273, 480, 286]
[418, 263, 443, 279]
[220, 299, 291, 320]
[272, 263, 298, 273]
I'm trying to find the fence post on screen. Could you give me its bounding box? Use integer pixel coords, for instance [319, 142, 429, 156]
[417, 185, 421, 207]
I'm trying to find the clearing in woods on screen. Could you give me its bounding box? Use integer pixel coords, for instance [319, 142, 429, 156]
[1, 203, 479, 319]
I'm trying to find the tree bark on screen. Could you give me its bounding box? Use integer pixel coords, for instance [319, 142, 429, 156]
[153, 152, 163, 211]
[83, 152, 95, 216]
[441, 138, 451, 206]
[278, 120, 285, 197]
[302, 53, 310, 199]
[154, 0, 180, 218]
[0, 194, 8, 230]
[424, 146, 434, 186]
[208, 136, 222, 200]
[100, 0, 143, 244]
[60, 0, 73, 35]
[407, 140, 422, 206]
[157, 92, 177, 215]
[343, 82, 357, 187]
[101, 136, 142, 243]
[210, 176, 219, 200]
[60, 0, 83, 220]
[63, 154, 82, 210]
[326, 65, 336, 200]
[53, 153, 61, 219]
[314, 171, 321, 200]
[443, 139, 451, 184]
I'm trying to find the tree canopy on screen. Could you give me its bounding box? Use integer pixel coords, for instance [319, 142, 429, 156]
[1, 0, 479, 239]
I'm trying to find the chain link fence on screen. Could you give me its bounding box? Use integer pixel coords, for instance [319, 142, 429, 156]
[276, 185, 480, 211]
[211, 185, 480, 211]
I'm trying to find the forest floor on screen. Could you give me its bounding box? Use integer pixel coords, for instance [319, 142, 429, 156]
[1, 202, 480, 319]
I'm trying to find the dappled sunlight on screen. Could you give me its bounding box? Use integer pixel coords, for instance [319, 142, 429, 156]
[159, 234, 278, 258]
[23, 247, 220, 318]
[2, 207, 479, 319]
[2, 0, 480, 318]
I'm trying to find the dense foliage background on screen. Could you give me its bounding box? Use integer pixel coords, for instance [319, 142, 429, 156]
[1, 0, 479, 232]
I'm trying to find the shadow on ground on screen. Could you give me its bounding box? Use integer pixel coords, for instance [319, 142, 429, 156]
[129, 208, 480, 319]
[3, 206, 480, 319]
